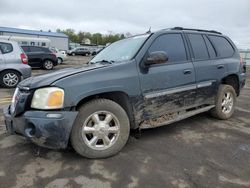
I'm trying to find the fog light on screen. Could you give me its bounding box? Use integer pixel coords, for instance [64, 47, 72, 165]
[46, 113, 62, 118]
[25, 123, 36, 138]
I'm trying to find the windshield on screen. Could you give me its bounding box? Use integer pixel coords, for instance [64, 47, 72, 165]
[90, 34, 150, 63]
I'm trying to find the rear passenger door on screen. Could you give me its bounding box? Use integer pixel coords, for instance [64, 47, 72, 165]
[27, 46, 43, 67]
[187, 33, 227, 105]
[139, 33, 196, 119]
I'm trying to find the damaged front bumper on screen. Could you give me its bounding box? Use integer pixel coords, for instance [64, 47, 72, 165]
[3, 106, 78, 149]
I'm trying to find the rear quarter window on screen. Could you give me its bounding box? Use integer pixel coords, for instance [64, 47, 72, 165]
[21, 46, 29, 52]
[208, 35, 235, 58]
[42, 48, 52, 53]
[0, 42, 13, 54]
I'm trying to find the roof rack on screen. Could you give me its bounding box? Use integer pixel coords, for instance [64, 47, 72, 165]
[171, 27, 222, 34]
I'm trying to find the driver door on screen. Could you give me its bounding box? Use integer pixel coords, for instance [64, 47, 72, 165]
[138, 33, 196, 119]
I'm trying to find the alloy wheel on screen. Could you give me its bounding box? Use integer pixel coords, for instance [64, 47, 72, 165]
[221, 92, 234, 114]
[82, 111, 120, 150]
[44, 60, 53, 70]
[3, 72, 19, 87]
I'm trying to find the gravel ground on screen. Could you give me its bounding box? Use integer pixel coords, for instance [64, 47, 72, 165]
[0, 57, 249, 188]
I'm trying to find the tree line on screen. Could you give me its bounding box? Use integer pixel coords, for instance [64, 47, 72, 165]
[56, 29, 132, 45]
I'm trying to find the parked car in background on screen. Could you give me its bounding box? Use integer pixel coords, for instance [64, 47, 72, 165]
[91, 48, 104, 56]
[0, 39, 31, 88]
[21, 46, 58, 70]
[50, 47, 67, 64]
[67, 47, 91, 56]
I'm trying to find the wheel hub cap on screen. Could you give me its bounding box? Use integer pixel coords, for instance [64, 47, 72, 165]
[221, 92, 233, 114]
[3, 73, 18, 87]
[82, 111, 120, 150]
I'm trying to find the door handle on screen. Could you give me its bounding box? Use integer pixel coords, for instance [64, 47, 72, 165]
[183, 69, 192, 74]
[217, 65, 225, 69]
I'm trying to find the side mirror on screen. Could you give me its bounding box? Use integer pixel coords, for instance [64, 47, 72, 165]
[145, 51, 168, 66]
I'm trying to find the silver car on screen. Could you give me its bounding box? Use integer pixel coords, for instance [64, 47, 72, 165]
[0, 39, 31, 88]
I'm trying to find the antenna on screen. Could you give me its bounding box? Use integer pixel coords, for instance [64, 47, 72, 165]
[146, 26, 151, 34]
[8, 35, 12, 40]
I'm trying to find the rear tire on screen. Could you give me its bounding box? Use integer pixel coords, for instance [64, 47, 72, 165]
[0, 70, 21, 88]
[43, 60, 54, 70]
[70, 99, 130, 158]
[210, 84, 236, 120]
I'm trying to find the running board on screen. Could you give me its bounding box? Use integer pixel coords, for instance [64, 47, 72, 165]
[140, 105, 215, 129]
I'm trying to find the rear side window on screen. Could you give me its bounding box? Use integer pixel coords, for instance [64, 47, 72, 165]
[203, 35, 216, 58]
[29, 46, 43, 52]
[148, 34, 187, 62]
[41, 48, 51, 53]
[208, 35, 235, 58]
[21, 46, 29, 52]
[0, 42, 13, 54]
[188, 34, 209, 60]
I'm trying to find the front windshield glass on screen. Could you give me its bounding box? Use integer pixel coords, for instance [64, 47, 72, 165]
[90, 34, 150, 63]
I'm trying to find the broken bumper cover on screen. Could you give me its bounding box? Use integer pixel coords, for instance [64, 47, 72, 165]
[3, 106, 78, 149]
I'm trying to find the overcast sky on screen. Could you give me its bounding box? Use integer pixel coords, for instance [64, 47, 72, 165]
[0, 0, 249, 48]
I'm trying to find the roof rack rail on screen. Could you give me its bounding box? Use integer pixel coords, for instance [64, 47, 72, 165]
[172, 27, 222, 34]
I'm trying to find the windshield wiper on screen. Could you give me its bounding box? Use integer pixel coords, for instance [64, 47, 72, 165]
[89, 60, 114, 65]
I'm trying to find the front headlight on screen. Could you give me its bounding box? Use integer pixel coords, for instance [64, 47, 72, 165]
[31, 87, 64, 109]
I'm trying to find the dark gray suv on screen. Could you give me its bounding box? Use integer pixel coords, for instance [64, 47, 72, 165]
[3, 27, 246, 158]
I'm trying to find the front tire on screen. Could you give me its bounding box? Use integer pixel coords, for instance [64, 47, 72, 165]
[210, 84, 236, 120]
[58, 58, 63, 64]
[0, 70, 21, 88]
[70, 99, 130, 158]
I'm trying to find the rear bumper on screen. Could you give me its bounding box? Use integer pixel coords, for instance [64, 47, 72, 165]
[3, 106, 78, 149]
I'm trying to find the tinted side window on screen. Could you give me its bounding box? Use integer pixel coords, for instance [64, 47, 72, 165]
[41, 48, 51, 53]
[148, 34, 187, 62]
[21, 46, 29, 52]
[30, 46, 43, 52]
[0, 42, 13, 54]
[188, 34, 209, 60]
[208, 35, 234, 58]
[203, 35, 216, 58]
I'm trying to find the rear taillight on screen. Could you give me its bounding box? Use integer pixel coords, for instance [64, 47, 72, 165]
[240, 57, 246, 73]
[240, 57, 244, 65]
[20, 53, 28, 64]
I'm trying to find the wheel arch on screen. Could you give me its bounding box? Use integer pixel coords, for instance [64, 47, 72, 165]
[221, 74, 240, 96]
[75, 91, 136, 129]
[0, 68, 22, 76]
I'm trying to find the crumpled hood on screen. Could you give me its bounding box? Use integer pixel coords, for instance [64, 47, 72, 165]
[19, 64, 107, 89]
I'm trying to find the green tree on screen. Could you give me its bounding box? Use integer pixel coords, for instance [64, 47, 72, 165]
[57, 28, 78, 42]
[57, 28, 131, 45]
[92, 33, 102, 45]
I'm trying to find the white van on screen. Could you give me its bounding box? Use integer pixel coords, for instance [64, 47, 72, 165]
[0, 36, 51, 48]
